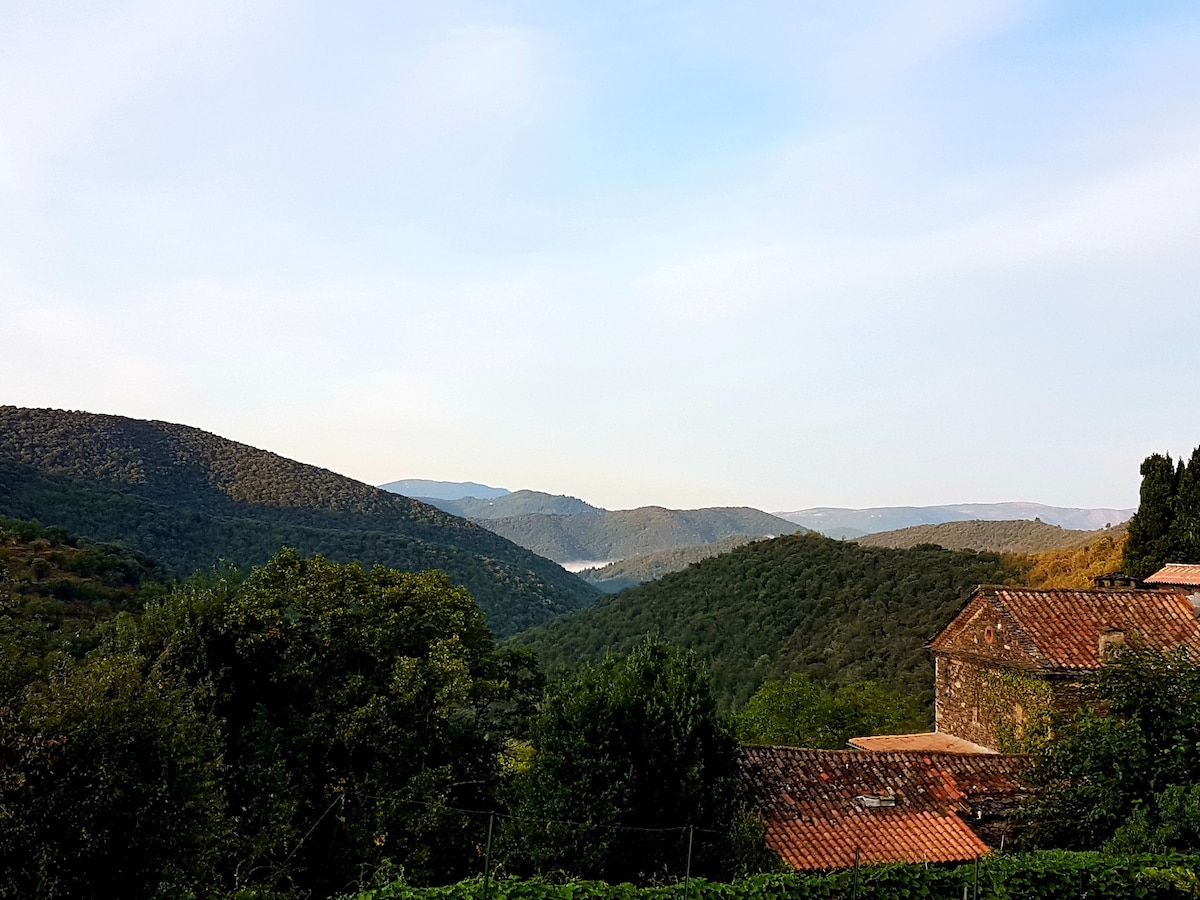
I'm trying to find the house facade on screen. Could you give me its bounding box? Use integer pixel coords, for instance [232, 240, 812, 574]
[928, 585, 1200, 752]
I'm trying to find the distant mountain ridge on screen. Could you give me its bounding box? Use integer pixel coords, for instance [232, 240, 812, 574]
[0, 407, 599, 636]
[417, 490, 603, 519]
[476, 506, 803, 565]
[779, 502, 1134, 536]
[379, 479, 509, 501]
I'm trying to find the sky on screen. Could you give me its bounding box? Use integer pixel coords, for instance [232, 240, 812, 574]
[3, 1, 1200, 512]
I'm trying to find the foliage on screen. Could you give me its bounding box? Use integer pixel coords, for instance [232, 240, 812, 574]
[513, 533, 1021, 710]
[0, 650, 228, 899]
[1124, 451, 1189, 579]
[1024, 645, 1200, 853]
[0, 515, 172, 694]
[346, 852, 1200, 900]
[1011, 530, 1128, 590]
[509, 638, 765, 883]
[0, 407, 599, 636]
[977, 669, 1056, 754]
[135, 549, 536, 894]
[733, 672, 927, 749]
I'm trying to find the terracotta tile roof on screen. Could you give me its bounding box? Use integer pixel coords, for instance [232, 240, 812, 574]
[739, 746, 1029, 871]
[1146, 564, 1200, 588]
[848, 733, 997, 755]
[929, 587, 1200, 670]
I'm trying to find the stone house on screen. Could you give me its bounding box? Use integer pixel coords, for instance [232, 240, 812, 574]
[927, 585, 1200, 752]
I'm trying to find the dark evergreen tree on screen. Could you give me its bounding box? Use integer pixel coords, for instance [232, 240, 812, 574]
[1168, 447, 1200, 566]
[1123, 452, 1181, 579]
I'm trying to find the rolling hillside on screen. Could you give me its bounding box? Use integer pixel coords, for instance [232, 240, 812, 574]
[0, 407, 599, 636]
[0, 516, 172, 681]
[512, 531, 1021, 710]
[479, 506, 802, 564]
[857, 519, 1119, 554]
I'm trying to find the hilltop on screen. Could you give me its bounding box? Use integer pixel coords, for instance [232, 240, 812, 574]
[857, 519, 1119, 554]
[0, 407, 599, 636]
[512, 531, 1020, 710]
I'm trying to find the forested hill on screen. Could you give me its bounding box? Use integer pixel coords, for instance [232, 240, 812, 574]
[857, 519, 1120, 554]
[512, 532, 1022, 709]
[0, 407, 599, 636]
[479, 506, 803, 564]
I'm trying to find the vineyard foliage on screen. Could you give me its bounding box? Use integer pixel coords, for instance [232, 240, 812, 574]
[347, 852, 1200, 900]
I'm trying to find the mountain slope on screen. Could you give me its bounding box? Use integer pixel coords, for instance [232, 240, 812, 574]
[479, 506, 802, 564]
[857, 519, 1121, 554]
[0, 407, 599, 636]
[511, 532, 1020, 709]
[0, 516, 173, 683]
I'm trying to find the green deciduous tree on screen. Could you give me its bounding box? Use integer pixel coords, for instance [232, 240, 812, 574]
[1024, 644, 1200, 852]
[511, 638, 766, 883]
[0, 650, 228, 899]
[135, 549, 526, 894]
[734, 672, 927, 749]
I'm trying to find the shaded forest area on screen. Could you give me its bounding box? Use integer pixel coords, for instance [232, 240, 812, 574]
[0, 407, 599, 636]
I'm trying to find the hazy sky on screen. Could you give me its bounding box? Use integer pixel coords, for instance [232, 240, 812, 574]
[4, 1, 1200, 511]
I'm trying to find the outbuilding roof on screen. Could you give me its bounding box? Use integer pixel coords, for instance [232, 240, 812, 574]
[928, 586, 1200, 670]
[848, 733, 996, 754]
[1145, 564, 1200, 588]
[739, 746, 1028, 870]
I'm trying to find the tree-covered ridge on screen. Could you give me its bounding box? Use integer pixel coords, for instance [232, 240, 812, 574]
[479, 506, 803, 564]
[511, 532, 1021, 710]
[858, 519, 1120, 555]
[0, 408, 599, 637]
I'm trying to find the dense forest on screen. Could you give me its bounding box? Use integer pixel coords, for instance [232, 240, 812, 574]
[512, 532, 1021, 709]
[0, 407, 599, 636]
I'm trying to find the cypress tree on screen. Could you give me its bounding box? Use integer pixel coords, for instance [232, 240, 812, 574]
[1168, 447, 1200, 565]
[1123, 452, 1181, 579]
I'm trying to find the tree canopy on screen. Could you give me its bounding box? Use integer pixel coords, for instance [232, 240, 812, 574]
[1024, 644, 1200, 853]
[510, 638, 766, 883]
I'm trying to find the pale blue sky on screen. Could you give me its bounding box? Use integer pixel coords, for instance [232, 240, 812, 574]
[4, 1, 1200, 511]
